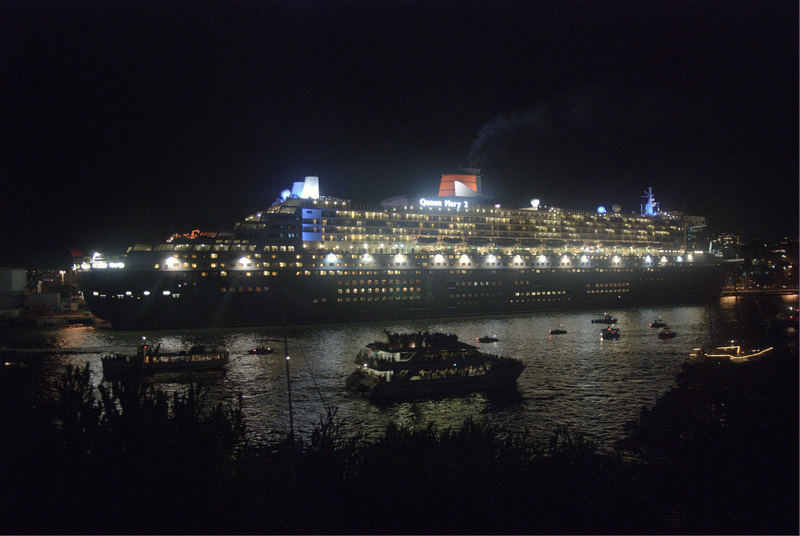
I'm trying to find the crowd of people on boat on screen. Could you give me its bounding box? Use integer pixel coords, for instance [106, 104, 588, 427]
[381, 331, 461, 350]
[357, 347, 484, 368]
[103, 343, 227, 366]
[416, 364, 491, 380]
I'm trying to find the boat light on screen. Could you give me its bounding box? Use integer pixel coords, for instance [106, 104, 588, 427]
[486, 254, 497, 263]
[165, 256, 180, 269]
[580, 255, 589, 264]
[143, 291, 151, 296]
[676, 256, 683, 262]
[561, 255, 570, 264]
[645, 255, 652, 264]
[660, 256, 668, 264]
[394, 254, 406, 263]
[612, 255, 620, 264]
[325, 253, 338, 263]
[538, 254, 547, 263]
[460, 254, 470, 264]
[434, 254, 445, 263]
[238, 256, 253, 268]
[162, 290, 171, 295]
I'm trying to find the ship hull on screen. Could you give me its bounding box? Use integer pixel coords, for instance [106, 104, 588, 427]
[79, 261, 729, 329]
[347, 365, 524, 400]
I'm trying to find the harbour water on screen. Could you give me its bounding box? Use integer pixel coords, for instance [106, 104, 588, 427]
[3, 293, 796, 448]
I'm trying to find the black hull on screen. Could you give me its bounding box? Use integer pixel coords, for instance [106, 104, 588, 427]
[349, 365, 524, 400]
[79, 263, 728, 329]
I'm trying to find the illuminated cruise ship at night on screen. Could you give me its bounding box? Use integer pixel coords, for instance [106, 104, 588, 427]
[76, 172, 727, 329]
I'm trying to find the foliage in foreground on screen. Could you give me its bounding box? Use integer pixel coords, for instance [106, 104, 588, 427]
[1, 350, 796, 534]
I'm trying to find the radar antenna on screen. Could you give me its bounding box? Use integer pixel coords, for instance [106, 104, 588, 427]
[641, 187, 659, 216]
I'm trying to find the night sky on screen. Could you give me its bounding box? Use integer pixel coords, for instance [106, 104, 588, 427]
[2, 0, 797, 267]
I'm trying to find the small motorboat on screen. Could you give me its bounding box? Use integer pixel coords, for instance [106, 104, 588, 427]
[591, 314, 617, 324]
[773, 306, 799, 328]
[649, 318, 667, 328]
[600, 327, 620, 340]
[549, 325, 567, 335]
[477, 336, 499, 343]
[657, 327, 676, 339]
[690, 343, 774, 363]
[248, 346, 274, 355]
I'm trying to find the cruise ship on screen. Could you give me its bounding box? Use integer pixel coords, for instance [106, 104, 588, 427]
[75, 172, 727, 329]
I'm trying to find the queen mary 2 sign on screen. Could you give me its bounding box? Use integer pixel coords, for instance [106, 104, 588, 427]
[417, 172, 479, 210]
[381, 171, 482, 209]
[419, 198, 470, 209]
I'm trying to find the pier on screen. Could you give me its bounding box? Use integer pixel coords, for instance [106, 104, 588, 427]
[1, 345, 134, 354]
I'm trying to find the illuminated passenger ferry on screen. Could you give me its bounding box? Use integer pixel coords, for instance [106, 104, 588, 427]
[76, 172, 727, 329]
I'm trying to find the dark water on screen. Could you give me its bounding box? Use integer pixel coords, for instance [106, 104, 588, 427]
[3, 294, 797, 448]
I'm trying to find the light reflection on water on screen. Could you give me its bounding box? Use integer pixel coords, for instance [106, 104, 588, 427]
[4, 295, 797, 448]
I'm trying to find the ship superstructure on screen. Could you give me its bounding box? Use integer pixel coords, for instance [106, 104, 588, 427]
[76, 172, 726, 328]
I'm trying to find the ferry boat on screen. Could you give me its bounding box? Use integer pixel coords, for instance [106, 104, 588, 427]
[101, 343, 229, 377]
[345, 331, 524, 399]
[75, 172, 728, 329]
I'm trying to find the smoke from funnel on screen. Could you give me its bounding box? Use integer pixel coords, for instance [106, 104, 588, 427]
[468, 105, 548, 167]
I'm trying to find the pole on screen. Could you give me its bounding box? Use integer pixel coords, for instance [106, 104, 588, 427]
[281, 301, 294, 444]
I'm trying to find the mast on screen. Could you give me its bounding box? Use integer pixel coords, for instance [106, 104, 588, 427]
[281, 301, 294, 443]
